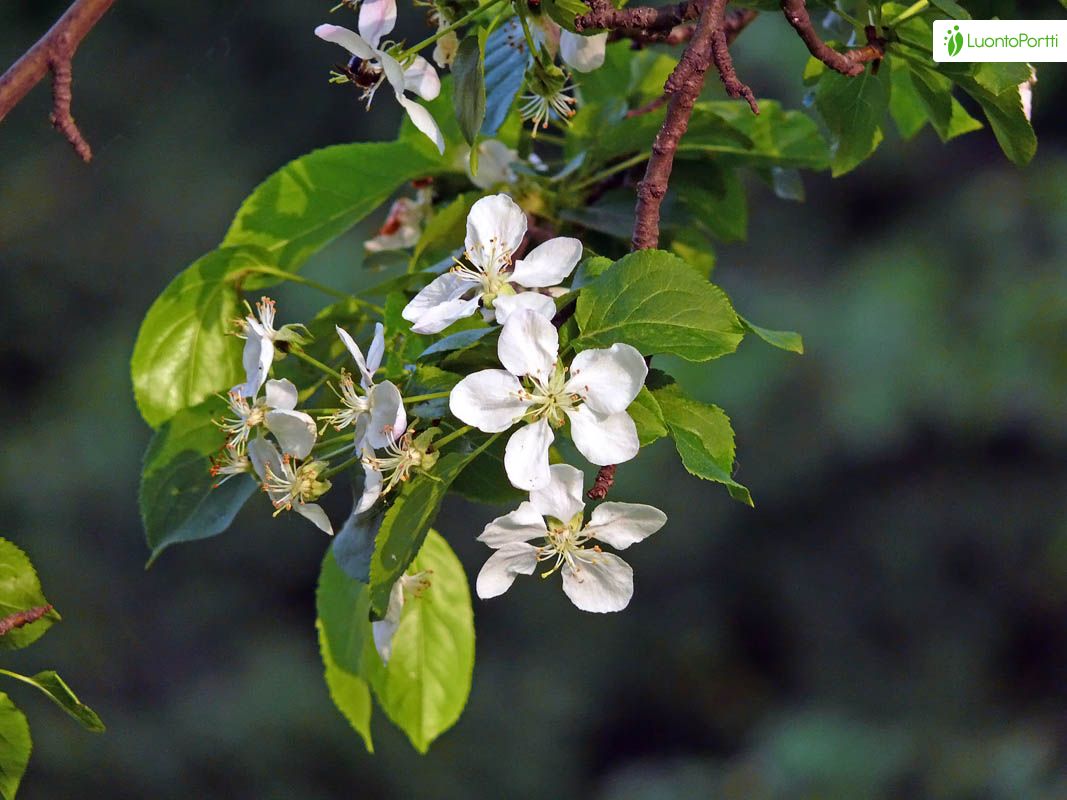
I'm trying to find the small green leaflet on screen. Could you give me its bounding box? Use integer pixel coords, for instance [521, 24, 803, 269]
[453, 36, 486, 149]
[140, 398, 257, 564]
[739, 316, 804, 354]
[0, 670, 104, 732]
[574, 249, 745, 361]
[0, 694, 29, 800]
[651, 376, 752, 506]
[0, 539, 58, 652]
[371, 531, 475, 754]
[815, 66, 891, 177]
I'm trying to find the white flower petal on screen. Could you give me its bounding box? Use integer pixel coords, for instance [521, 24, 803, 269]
[493, 292, 557, 325]
[560, 31, 608, 73]
[357, 447, 383, 512]
[357, 0, 396, 49]
[510, 237, 583, 288]
[411, 293, 482, 334]
[566, 405, 640, 466]
[467, 140, 518, 189]
[295, 502, 334, 535]
[464, 194, 527, 271]
[561, 551, 633, 612]
[403, 272, 473, 319]
[314, 23, 376, 60]
[585, 502, 666, 550]
[336, 325, 373, 387]
[366, 322, 386, 377]
[264, 378, 298, 411]
[476, 542, 539, 599]
[504, 418, 554, 490]
[372, 580, 404, 663]
[530, 463, 585, 522]
[396, 94, 446, 155]
[366, 381, 406, 448]
[565, 343, 647, 415]
[265, 409, 318, 459]
[238, 327, 273, 398]
[449, 370, 530, 432]
[477, 501, 547, 548]
[403, 56, 441, 101]
[498, 309, 558, 380]
[377, 51, 408, 95]
[247, 437, 283, 484]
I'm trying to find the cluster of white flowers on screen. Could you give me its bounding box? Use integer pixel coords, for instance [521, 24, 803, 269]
[213, 191, 666, 616]
[315, 1, 609, 150]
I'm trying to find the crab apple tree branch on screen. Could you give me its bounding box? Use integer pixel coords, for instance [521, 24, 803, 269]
[0, 0, 118, 162]
[780, 0, 885, 75]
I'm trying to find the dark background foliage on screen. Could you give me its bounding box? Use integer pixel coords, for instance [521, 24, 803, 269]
[1, 0, 1065, 797]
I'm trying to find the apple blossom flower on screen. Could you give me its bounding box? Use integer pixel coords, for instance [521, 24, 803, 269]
[449, 309, 647, 490]
[365, 195, 427, 253]
[356, 428, 439, 512]
[219, 378, 317, 458]
[559, 31, 608, 73]
[466, 140, 519, 189]
[401, 193, 582, 333]
[248, 438, 334, 534]
[323, 324, 407, 450]
[233, 297, 279, 399]
[476, 463, 666, 612]
[316, 12, 445, 154]
[209, 447, 251, 487]
[372, 570, 431, 663]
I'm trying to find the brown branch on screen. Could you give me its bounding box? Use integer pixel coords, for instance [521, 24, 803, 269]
[576, 0, 701, 34]
[0, 0, 117, 162]
[611, 8, 758, 47]
[587, 465, 616, 501]
[780, 0, 885, 76]
[0, 605, 54, 637]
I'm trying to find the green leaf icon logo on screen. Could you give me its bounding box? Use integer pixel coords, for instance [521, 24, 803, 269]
[944, 24, 964, 57]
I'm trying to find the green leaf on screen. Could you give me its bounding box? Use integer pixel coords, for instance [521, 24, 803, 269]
[739, 315, 804, 354]
[453, 37, 486, 147]
[928, 0, 969, 18]
[450, 435, 525, 505]
[666, 228, 716, 278]
[543, 0, 590, 32]
[971, 63, 1032, 96]
[317, 550, 375, 676]
[950, 73, 1036, 166]
[132, 246, 267, 428]
[574, 249, 744, 361]
[652, 379, 752, 506]
[0, 694, 29, 800]
[410, 193, 475, 271]
[222, 142, 448, 271]
[815, 67, 891, 177]
[140, 398, 257, 564]
[674, 164, 748, 242]
[628, 386, 668, 446]
[0, 540, 57, 651]
[368, 435, 498, 615]
[0, 670, 104, 732]
[317, 620, 374, 753]
[888, 58, 928, 140]
[372, 531, 475, 753]
[908, 63, 983, 143]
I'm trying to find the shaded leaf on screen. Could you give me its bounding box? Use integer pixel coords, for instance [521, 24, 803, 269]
[628, 386, 668, 446]
[739, 316, 805, 354]
[0, 694, 29, 800]
[453, 37, 486, 146]
[0, 670, 104, 732]
[815, 67, 891, 176]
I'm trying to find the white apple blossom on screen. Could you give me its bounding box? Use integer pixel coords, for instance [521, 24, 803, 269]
[372, 570, 431, 663]
[220, 378, 318, 458]
[209, 446, 251, 487]
[356, 428, 438, 512]
[401, 193, 582, 333]
[233, 297, 279, 399]
[476, 463, 666, 612]
[324, 324, 407, 450]
[466, 140, 519, 189]
[450, 308, 647, 490]
[559, 31, 608, 73]
[364, 188, 431, 253]
[316, 10, 445, 154]
[248, 438, 334, 535]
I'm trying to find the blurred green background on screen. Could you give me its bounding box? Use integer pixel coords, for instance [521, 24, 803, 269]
[2, 0, 1066, 797]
